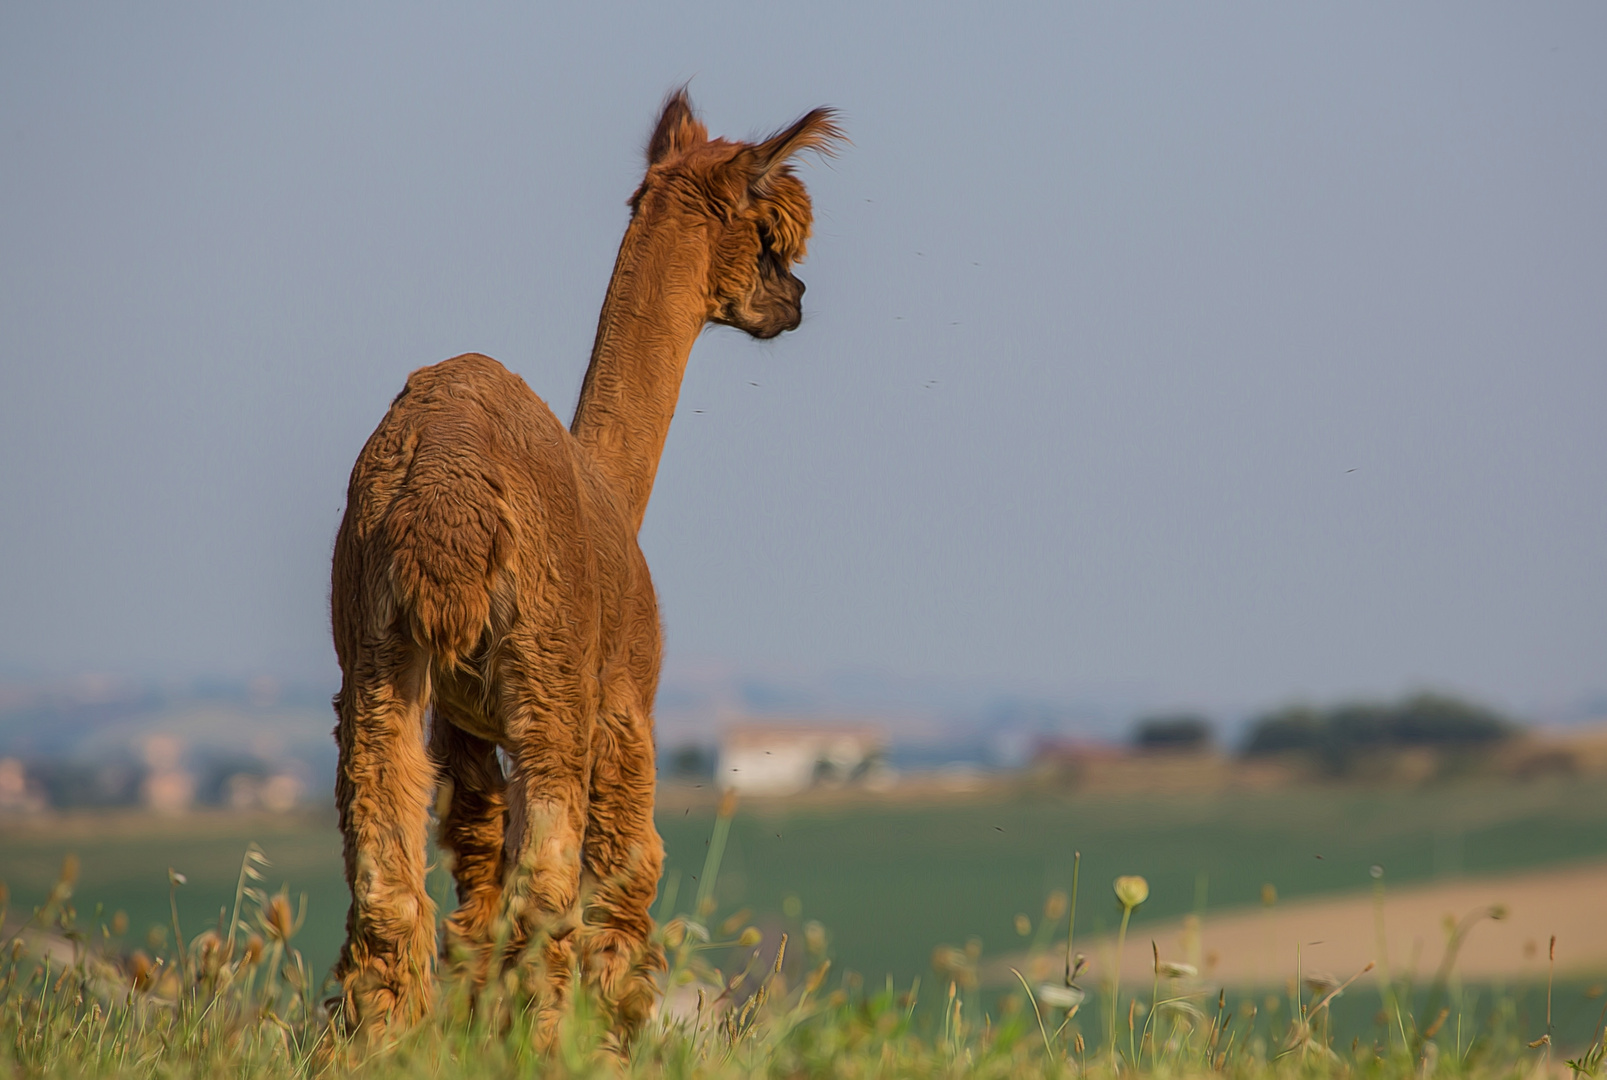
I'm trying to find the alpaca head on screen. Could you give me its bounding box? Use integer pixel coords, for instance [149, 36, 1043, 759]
[630, 90, 844, 340]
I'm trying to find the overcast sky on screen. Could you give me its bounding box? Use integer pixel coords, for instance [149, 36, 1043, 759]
[1, 3, 1602, 721]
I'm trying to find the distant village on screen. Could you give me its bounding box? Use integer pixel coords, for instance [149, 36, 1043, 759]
[0, 674, 327, 816]
[2, 675, 1605, 816]
[688, 699, 1607, 800]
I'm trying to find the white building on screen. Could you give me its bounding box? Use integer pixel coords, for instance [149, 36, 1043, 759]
[0, 757, 45, 814]
[716, 724, 887, 796]
[140, 733, 195, 814]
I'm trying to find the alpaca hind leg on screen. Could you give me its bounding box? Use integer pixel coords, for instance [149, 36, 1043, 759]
[429, 712, 506, 978]
[579, 702, 666, 1039]
[497, 689, 592, 1032]
[332, 641, 438, 1035]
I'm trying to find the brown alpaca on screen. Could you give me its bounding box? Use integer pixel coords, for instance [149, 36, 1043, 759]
[328, 91, 842, 1040]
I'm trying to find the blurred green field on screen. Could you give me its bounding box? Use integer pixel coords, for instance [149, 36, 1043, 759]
[4, 776, 1607, 992]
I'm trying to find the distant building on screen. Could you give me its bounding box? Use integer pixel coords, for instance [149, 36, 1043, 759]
[1031, 737, 1128, 775]
[140, 734, 195, 814]
[0, 757, 45, 814]
[1032, 736, 1254, 794]
[223, 770, 306, 812]
[716, 724, 888, 796]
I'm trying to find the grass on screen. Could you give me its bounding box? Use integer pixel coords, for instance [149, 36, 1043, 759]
[657, 776, 1607, 986]
[2, 791, 1602, 1079]
[0, 812, 349, 978]
[7, 775, 1607, 988]
[3, 775, 1606, 1076]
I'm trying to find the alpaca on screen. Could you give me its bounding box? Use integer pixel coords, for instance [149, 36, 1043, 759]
[328, 91, 843, 1039]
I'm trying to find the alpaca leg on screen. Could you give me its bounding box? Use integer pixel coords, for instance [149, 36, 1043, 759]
[497, 688, 592, 1028]
[428, 713, 506, 976]
[579, 700, 666, 1038]
[332, 641, 438, 1034]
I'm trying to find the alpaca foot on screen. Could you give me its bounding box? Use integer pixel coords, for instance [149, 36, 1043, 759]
[331, 959, 433, 1039]
[440, 902, 501, 983]
[580, 928, 665, 1038]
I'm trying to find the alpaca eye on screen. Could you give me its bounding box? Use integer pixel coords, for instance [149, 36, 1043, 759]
[757, 224, 792, 269]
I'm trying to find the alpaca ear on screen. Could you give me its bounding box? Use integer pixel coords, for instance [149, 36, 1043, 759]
[646, 88, 707, 165]
[749, 107, 846, 191]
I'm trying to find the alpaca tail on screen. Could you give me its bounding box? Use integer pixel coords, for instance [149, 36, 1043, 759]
[381, 470, 517, 667]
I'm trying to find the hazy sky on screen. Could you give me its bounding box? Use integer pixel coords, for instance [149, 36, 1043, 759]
[1, 3, 1603, 720]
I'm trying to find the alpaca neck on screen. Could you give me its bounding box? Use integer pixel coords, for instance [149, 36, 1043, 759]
[570, 217, 709, 532]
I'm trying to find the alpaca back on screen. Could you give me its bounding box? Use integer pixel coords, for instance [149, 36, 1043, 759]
[333, 353, 618, 683]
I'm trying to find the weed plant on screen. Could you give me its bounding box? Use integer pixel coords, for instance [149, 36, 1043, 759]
[0, 796, 1598, 1079]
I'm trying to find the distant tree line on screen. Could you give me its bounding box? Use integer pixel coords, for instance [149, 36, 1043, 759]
[1128, 692, 1518, 771]
[1133, 714, 1213, 752]
[1243, 692, 1516, 773]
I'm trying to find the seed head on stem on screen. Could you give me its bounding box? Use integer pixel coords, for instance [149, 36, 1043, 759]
[1109, 875, 1149, 1064]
